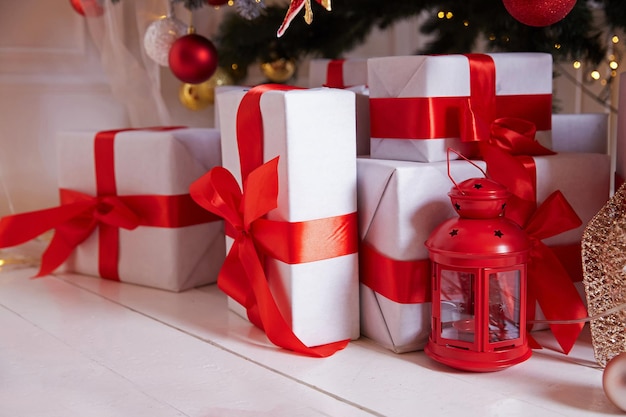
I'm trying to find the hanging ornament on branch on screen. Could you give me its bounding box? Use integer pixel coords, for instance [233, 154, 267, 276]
[260, 57, 296, 83]
[143, 7, 187, 67]
[235, 0, 266, 20]
[169, 28, 219, 84]
[277, 0, 331, 37]
[179, 67, 234, 110]
[69, 0, 104, 17]
[206, 0, 229, 6]
[502, 0, 576, 27]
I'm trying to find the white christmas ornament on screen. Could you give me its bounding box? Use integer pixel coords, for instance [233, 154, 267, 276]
[144, 15, 187, 67]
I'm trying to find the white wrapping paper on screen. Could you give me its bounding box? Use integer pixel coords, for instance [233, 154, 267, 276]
[216, 88, 360, 347]
[368, 53, 553, 162]
[309, 59, 371, 155]
[550, 113, 608, 154]
[57, 128, 225, 292]
[357, 157, 488, 353]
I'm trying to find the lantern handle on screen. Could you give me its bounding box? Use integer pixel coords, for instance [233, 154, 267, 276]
[447, 148, 488, 195]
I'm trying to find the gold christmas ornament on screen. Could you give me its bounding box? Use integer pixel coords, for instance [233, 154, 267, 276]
[260, 58, 296, 83]
[178, 67, 234, 110]
[582, 182, 626, 368]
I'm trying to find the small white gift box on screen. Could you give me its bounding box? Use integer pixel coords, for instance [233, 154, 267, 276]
[57, 127, 225, 292]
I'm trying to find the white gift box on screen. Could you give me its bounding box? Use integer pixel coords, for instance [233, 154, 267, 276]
[216, 88, 360, 347]
[550, 113, 608, 154]
[357, 157, 488, 353]
[357, 151, 610, 352]
[57, 128, 225, 292]
[368, 53, 553, 162]
[309, 59, 370, 155]
[308, 58, 369, 88]
[498, 152, 610, 329]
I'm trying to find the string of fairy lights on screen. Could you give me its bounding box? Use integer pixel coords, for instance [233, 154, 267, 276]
[435, 8, 624, 113]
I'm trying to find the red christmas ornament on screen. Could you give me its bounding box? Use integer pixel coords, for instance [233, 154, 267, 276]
[206, 0, 229, 6]
[69, 0, 104, 17]
[502, 0, 576, 27]
[168, 34, 219, 84]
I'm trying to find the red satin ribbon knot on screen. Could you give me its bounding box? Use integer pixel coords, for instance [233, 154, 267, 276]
[190, 158, 353, 357]
[0, 127, 219, 280]
[0, 189, 139, 277]
[480, 123, 587, 354]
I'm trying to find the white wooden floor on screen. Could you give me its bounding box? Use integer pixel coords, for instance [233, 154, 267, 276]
[0, 244, 622, 417]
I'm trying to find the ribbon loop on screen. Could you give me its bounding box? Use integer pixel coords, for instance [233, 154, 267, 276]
[481, 120, 587, 354]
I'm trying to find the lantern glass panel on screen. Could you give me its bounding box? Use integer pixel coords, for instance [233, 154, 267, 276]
[488, 270, 521, 343]
[439, 270, 475, 343]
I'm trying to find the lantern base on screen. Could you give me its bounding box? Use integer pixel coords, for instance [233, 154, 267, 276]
[425, 340, 532, 372]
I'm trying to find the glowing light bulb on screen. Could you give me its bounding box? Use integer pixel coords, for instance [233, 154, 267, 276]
[438, 11, 445, 18]
[573, 61, 582, 69]
[591, 70, 601, 80]
[463, 20, 469, 27]
[610, 61, 619, 70]
[612, 35, 620, 44]
[488, 34, 496, 41]
[554, 43, 561, 49]
[446, 11, 453, 19]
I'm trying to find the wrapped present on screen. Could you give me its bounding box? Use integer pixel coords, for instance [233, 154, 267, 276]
[482, 142, 610, 352]
[357, 157, 487, 353]
[0, 127, 225, 292]
[308, 58, 368, 88]
[368, 53, 553, 162]
[309, 58, 370, 155]
[551, 113, 608, 154]
[210, 85, 360, 352]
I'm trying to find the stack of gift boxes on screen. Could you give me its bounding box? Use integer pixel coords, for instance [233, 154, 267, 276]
[0, 52, 612, 356]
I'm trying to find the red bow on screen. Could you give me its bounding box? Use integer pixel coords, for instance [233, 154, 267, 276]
[190, 158, 351, 357]
[0, 189, 139, 277]
[480, 124, 587, 354]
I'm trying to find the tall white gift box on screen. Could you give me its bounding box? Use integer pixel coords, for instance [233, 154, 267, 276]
[368, 53, 553, 162]
[56, 127, 225, 292]
[309, 58, 370, 155]
[216, 87, 360, 348]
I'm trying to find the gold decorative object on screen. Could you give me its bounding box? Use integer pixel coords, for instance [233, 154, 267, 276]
[582, 183, 626, 367]
[178, 67, 234, 110]
[260, 58, 296, 83]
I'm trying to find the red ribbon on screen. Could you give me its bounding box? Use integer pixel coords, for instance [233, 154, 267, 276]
[325, 59, 346, 88]
[369, 54, 551, 144]
[0, 127, 218, 279]
[359, 242, 431, 304]
[192, 84, 358, 357]
[481, 132, 587, 354]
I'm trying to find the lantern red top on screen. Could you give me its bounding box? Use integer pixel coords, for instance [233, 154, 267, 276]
[426, 177, 530, 268]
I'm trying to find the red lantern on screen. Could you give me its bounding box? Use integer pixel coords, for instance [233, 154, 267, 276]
[425, 158, 531, 372]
